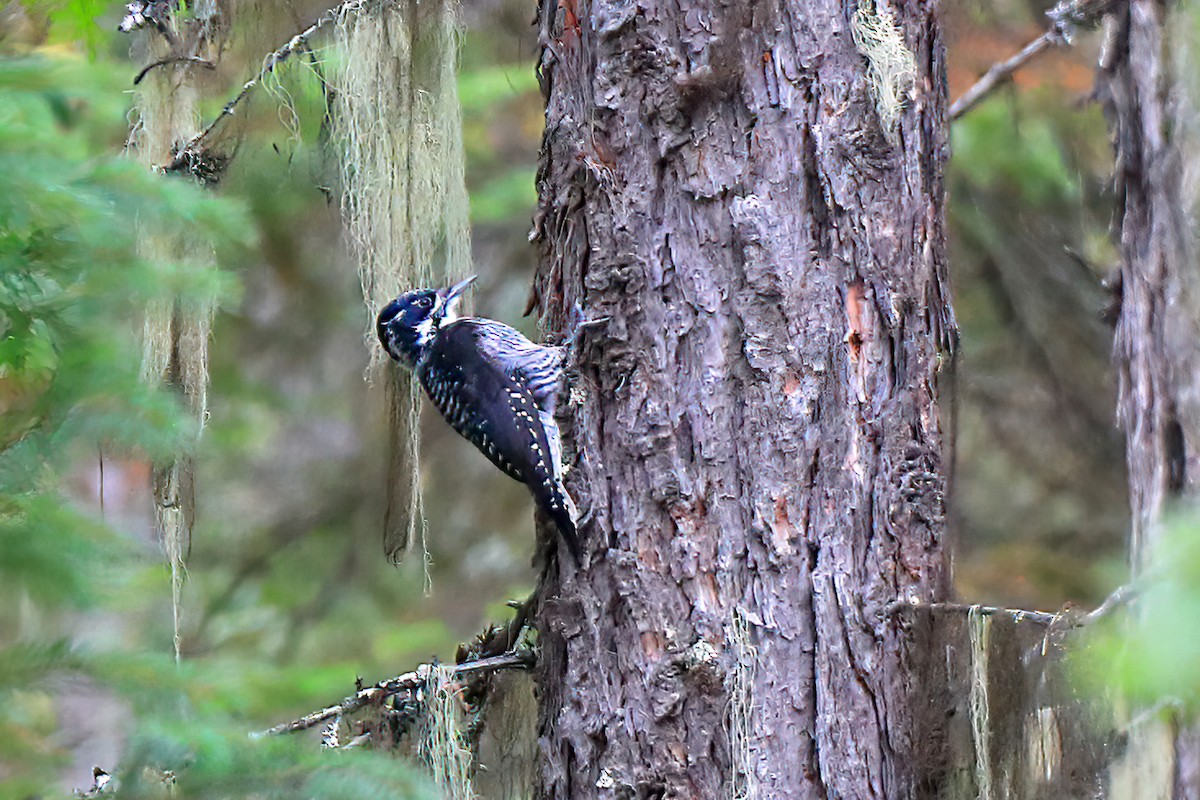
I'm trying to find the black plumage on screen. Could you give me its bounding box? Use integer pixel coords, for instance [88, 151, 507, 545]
[377, 277, 580, 560]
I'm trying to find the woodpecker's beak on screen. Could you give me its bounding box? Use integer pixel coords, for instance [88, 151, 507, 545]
[436, 275, 476, 318]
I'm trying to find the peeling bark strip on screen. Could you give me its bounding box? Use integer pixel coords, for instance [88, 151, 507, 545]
[530, 1, 955, 797]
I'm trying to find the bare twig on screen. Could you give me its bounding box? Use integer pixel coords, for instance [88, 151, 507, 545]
[163, 0, 374, 172]
[341, 732, 373, 749]
[133, 56, 216, 85]
[949, 0, 1123, 121]
[949, 34, 1061, 121]
[1080, 582, 1136, 625]
[255, 650, 535, 738]
[892, 598, 1067, 626]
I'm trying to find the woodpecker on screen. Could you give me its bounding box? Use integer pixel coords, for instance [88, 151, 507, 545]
[376, 276, 580, 561]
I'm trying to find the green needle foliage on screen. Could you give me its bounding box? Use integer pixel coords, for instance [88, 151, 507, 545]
[1077, 514, 1200, 716]
[0, 53, 430, 798]
[0, 54, 234, 618]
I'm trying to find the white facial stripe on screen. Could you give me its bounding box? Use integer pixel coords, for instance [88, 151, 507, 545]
[415, 316, 436, 345]
[436, 294, 463, 324]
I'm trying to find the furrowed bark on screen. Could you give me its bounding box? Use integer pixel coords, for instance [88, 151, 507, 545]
[530, 1, 955, 797]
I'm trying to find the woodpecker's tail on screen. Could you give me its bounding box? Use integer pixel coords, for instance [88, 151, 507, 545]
[538, 482, 581, 563]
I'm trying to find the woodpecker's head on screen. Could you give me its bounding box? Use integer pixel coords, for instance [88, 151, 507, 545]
[377, 275, 476, 366]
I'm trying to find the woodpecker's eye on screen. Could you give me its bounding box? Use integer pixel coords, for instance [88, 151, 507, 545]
[416, 296, 433, 309]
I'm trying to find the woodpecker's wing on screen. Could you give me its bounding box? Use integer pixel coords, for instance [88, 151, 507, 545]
[418, 321, 579, 558]
[465, 320, 564, 414]
[452, 319, 567, 478]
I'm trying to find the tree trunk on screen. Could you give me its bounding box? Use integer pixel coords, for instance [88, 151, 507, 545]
[1099, 0, 1200, 572]
[1098, 1, 1200, 795]
[529, 1, 955, 797]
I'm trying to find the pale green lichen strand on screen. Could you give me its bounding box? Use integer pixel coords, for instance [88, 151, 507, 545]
[851, 0, 916, 142]
[329, 0, 471, 566]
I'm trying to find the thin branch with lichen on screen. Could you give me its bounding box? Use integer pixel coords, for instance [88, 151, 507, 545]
[888, 583, 1136, 627]
[162, 0, 376, 173]
[255, 650, 534, 738]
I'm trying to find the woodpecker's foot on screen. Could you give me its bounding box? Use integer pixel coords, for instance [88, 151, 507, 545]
[502, 593, 537, 653]
[564, 302, 609, 351]
[576, 500, 595, 529]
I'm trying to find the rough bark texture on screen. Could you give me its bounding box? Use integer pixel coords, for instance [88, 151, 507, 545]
[529, 1, 955, 797]
[475, 672, 540, 800]
[1098, 0, 1200, 571]
[1098, 1, 1200, 796]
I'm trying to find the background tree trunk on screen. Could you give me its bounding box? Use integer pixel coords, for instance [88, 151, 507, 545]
[529, 1, 956, 797]
[1098, 1, 1200, 795]
[1098, 0, 1200, 572]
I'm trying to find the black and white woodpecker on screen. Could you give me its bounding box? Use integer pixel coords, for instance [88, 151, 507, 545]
[376, 276, 580, 561]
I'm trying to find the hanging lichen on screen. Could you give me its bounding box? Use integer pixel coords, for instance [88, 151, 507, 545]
[418, 666, 476, 800]
[968, 606, 994, 800]
[728, 607, 760, 800]
[329, 0, 472, 565]
[127, 0, 225, 664]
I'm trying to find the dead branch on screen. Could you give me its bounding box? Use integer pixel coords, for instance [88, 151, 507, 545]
[1080, 582, 1136, 625]
[255, 650, 535, 738]
[949, 0, 1123, 121]
[893, 599, 1066, 626]
[162, 0, 374, 173]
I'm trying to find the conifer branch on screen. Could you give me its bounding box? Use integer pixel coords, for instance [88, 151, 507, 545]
[162, 0, 376, 173]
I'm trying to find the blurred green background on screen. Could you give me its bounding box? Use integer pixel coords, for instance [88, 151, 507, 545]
[0, 0, 1137, 795]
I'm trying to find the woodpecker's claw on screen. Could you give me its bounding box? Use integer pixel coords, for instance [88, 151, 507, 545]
[564, 302, 608, 352]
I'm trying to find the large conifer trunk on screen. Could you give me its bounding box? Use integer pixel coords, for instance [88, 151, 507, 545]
[529, 1, 956, 797]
